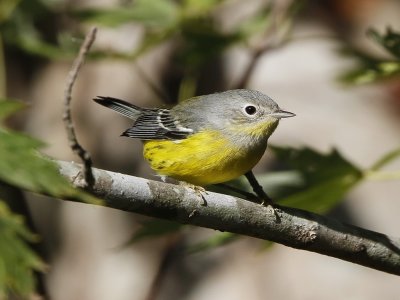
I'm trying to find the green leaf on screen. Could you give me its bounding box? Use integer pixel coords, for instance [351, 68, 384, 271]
[340, 27, 400, 84]
[0, 128, 100, 204]
[0, 200, 44, 297]
[0, 100, 100, 204]
[72, 0, 180, 61]
[270, 147, 362, 213]
[211, 147, 362, 214]
[367, 27, 400, 59]
[279, 175, 359, 213]
[82, 28, 176, 61]
[2, 7, 75, 60]
[340, 61, 400, 84]
[73, 0, 179, 28]
[181, 0, 224, 16]
[0, 99, 25, 121]
[0, 0, 21, 23]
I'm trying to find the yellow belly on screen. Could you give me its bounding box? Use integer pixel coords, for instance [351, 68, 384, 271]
[143, 130, 267, 186]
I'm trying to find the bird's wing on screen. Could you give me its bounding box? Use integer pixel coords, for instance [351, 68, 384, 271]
[94, 96, 193, 140]
[122, 108, 194, 140]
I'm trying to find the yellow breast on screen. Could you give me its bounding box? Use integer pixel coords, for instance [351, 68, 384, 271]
[143, 130, 267, 186]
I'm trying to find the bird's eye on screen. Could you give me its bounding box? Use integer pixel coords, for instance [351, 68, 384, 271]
[244, 105, 257, 115]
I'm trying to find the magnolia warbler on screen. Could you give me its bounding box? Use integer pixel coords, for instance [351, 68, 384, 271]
[94, 89, 294, 204]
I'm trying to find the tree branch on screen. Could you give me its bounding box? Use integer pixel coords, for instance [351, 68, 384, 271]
[57, 161, 400, 276]
[63, 27, 97, 188]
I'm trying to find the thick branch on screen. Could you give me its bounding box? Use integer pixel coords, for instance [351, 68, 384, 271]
[57, 161, 400, 276]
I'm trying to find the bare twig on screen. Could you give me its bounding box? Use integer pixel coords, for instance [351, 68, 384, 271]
[235, 45, 269, 89]
[134, 62, 170, 103]
[145, 235, 182, 300]
[63, 27, 97, 188]
[58, 161, 400, 276]
[235, 2, 293, 89]
[370, 147, 400, 171]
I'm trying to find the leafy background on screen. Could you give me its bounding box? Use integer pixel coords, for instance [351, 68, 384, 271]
[1, 0, 400, 299]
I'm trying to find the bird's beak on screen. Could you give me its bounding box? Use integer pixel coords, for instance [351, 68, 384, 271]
[270, 109, 296, 119]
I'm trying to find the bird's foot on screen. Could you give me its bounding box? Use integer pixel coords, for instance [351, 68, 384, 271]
[179, 181, 208, 206]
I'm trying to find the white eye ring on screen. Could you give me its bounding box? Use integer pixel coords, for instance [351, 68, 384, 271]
[243, 105, 257, 116]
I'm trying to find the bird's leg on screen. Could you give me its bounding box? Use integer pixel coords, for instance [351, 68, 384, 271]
[245, 170, 273, 206]
[179, 181, 208, 206]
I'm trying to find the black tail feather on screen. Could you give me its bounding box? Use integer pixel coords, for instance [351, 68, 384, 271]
[93, 96, 142, 120]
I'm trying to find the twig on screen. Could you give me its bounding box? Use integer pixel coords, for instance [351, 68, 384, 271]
[145, 235, 182, 300]
[63, 27, 97, 188]
[134, 62, 170, 103]
[57, 161, 400, 276]
[235, 46, 268, 89]
[370, 147, 400, 171]
[234, 2, 293, 89]
[365, 170, 400, 181]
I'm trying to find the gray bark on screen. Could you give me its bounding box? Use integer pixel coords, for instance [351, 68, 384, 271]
[57, 160, 400, 276]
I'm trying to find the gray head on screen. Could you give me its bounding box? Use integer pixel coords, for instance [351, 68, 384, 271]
[172, 89, 294, 138]
[217, 89, 293, 121]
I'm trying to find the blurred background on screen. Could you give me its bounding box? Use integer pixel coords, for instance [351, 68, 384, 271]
[1, 0, 400, 299]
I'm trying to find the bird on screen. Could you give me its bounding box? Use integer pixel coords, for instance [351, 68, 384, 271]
[94, 89, 295, 204]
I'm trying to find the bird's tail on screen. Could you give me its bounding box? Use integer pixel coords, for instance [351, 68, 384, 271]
[93, 96, 143, 120]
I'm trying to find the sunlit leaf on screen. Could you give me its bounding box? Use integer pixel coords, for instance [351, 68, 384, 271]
[340, 27, 400, 84]
[340, 61, 400, 84]
[182, 0, 224, 16]
[0, 0, 20, 23]
[73, 0, 178, 28]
